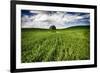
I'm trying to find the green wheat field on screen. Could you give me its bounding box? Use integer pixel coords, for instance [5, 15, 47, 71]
[21, 26, 90, 63]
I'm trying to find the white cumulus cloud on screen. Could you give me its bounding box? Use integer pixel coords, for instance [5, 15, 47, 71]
[21, 10, 90, 29]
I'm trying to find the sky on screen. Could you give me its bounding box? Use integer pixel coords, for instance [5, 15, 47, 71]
[21, 10, 90, 29]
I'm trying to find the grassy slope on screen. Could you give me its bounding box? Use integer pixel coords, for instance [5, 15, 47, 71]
[21, 26, 90, 63]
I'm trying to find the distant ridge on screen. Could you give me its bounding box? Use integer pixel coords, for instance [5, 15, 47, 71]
[21, 25, 90, 30]
[65, 25, 90, 29]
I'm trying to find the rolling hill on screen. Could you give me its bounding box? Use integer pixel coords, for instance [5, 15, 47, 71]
[21, 26, 90, 63]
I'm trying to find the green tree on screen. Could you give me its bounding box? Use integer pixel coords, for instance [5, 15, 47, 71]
[49, 25, 56, 30]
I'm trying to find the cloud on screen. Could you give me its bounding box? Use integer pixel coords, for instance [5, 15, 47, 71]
[21, 10, 90, 29]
